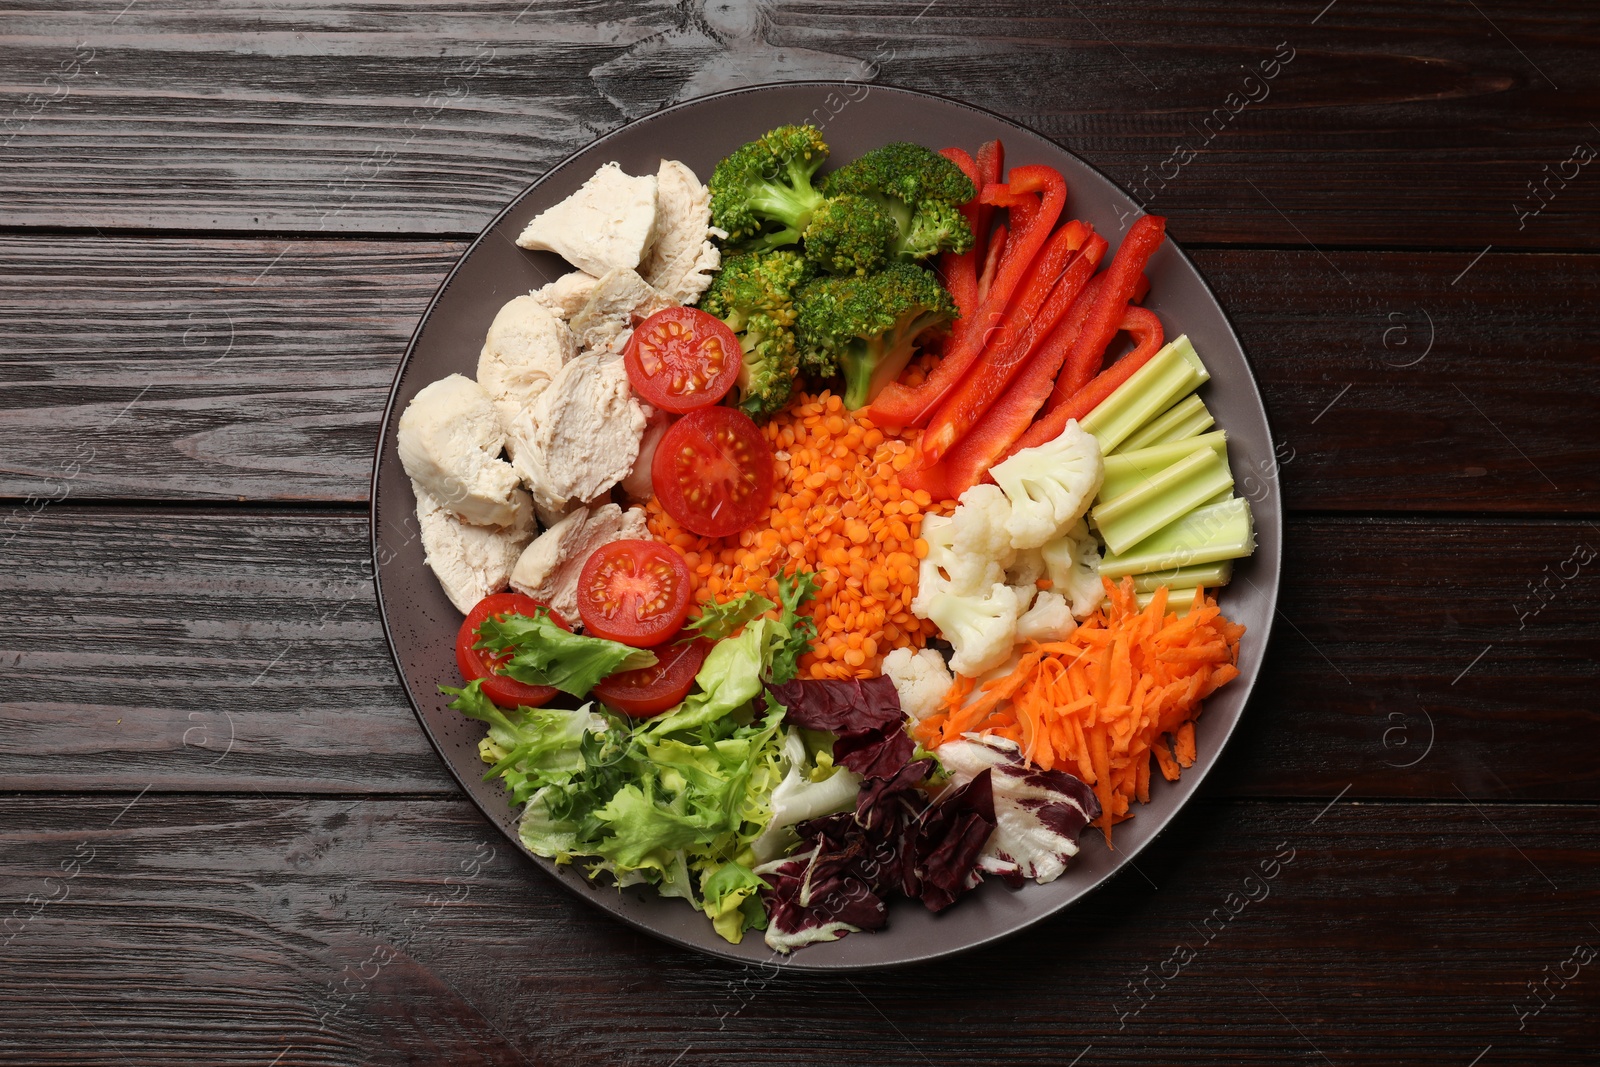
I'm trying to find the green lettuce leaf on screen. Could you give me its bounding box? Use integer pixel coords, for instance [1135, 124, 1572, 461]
[482, 569, 825, 945]
[474, 610, 655, 697]
[686, 589, 776, 642]
[441, 679, 608, 805]
[769, 569, 820, 685]
[700, 861, 770, 942]
[642, 619, 777, 737]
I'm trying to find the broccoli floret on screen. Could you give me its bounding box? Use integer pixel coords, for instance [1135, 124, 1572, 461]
[898, 198, 974, 262]
[793, 261, 957, 410]
[698, 250, 811, 418]
[708, 125, 830, 250]
[822, 142, 977, 204]
[819, 142, 976, 262]
[801, 193, 895, 276]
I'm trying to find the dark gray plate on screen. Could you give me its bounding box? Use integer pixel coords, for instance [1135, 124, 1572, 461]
[371, 82, 1281, 971]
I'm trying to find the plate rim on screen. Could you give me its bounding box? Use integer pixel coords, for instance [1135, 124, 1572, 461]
[370, 78, 1283, 971]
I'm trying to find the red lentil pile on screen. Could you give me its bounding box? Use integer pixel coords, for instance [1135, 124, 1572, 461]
[645, 388, 949, 679]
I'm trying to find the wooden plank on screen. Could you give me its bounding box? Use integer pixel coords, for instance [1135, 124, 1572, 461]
[1, 2, 1596, 245]
[0, 236, 458, 503]
[0, 794, 1593, 1063]
[1, 236, 1596, 511]
[1, 509, 1595, 800]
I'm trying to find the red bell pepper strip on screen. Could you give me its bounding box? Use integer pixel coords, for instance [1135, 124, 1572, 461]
[912, 252, 1110, 498]
[936, 147, 981, 326]
[974, 223, 1008, 309]
[914, 222, 1098, 466]
[1048, 214, 1166, 408]
[1002, 305, 1167, 462]
[972, 139, 1004, 262]
[868, 165, 1067, 429]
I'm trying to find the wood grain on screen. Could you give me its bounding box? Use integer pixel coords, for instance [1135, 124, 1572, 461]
[1, 2, 1596, 245]
[2, 237, 1596, 510]
[1, 794, 1594, 1065]
[2, 509, 1595, 800]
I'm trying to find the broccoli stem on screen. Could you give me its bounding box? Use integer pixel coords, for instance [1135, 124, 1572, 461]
[1092, 445, 1235, 555]
[747, 183, 825, 245]
[1116, 393, 1216, 453]
[840, 341, 903, 411]
[1098, 498, 1255, 579]
[1099, 430, 1229, 501]
[1080, 336, 1209, 453]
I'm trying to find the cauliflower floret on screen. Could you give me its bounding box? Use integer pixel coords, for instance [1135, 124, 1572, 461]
[1005, 546, 1046, 612]
[924, 485, 1016, 589]
[1015, 590, 1077, 643]
[1042, 519, 1106, 619]
[881, 647, 955, 721]
[990, 419, 1104, 550]
[911, 482, 1018, 616]
[925, 583, 1021, 678]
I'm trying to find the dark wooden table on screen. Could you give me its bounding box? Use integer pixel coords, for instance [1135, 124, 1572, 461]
[3, 2, 1598, 1064]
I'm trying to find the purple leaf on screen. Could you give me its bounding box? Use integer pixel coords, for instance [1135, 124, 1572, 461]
[935, 735, 1100, 885]
[912, 770, 998, 913]
[769, 675, 903, 735]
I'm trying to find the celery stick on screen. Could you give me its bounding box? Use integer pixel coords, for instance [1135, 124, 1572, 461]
[1132, 560, 1233, 593]
[1117, 394, 1214, 453]
[1092, 446, 1235, 555]
[1080, 335, 1208, 453]
[1198, 487, 1234, 509]
[1135, 587, 1201, 614]
[1099, 498, 1255, 578]
[1099, 431, 1229, 502]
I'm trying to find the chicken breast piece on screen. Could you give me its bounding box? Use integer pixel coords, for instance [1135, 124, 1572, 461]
[509, 502, 650, 623]
[477, 295, 578, 428]
[621, 413, 671, 502]
[516, 162, 658, 278]
[506, 352, 648, 519]
[528, 271, 601, 320]
[413, 480, 534, 614]
[569, 267, 675, 356]
[397, 374, 524, 528]
[640, 159, 721, 305]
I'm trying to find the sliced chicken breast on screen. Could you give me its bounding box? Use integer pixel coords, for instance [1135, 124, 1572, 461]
[476, 295, 578, 428]
[529, 271, 601, 320]
[622, 413, 671, 502]
[397, 374, 524, 528]
[641, 159, 721, 305]
[515, 162, 658, 278]
[506, 352, 648, 519]
[413, 480, 535, 614]
[569, 267, 675, 355]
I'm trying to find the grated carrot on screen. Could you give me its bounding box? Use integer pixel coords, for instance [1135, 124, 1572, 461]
[913, 576, 1244, 848]
[645, 384, 949, 680]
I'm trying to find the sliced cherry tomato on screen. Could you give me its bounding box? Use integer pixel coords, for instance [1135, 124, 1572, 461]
[623, 306, 741, 413]
[576, 539, 693, 647]
[651, 406, 774, 538]
[455, 592, 569, 709]
[592, 632, 712, 717]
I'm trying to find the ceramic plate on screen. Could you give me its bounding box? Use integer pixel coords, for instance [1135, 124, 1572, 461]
[371, 82, 1281, 971]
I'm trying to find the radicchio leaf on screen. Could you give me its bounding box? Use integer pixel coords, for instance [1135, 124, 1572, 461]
[935, 735, 1100, 887]
[768, 675, 912, 780]
[768, 675, 903, 734]
[910, 769, 997, 913]
[831, 722, 915, 780]
[854, 758, 933, 898]
[758, 759, 931, 952]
